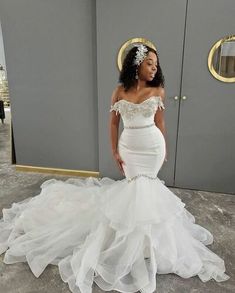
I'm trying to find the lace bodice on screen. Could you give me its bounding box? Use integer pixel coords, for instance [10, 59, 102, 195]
[109, 96, 165, 127]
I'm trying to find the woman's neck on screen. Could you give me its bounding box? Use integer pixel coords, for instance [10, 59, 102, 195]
[133, 79, 147, 92]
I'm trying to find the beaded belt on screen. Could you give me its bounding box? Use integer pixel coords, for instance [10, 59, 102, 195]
[127, 173, 158, 182]
[124, 123, 155, 129]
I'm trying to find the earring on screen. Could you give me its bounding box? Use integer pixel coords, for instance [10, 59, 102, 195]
[135, 69, 139, 79]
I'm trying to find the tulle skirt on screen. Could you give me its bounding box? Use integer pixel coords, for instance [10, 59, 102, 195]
[0, 125, 230, 293]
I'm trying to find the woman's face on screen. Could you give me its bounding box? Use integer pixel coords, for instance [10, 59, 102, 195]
[138, 51, 158, 81]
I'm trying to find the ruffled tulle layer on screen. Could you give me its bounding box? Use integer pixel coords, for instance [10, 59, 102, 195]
[0, 176, 230, 293]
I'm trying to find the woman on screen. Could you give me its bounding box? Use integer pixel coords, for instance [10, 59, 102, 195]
[0, 44, 230, 293]
[110, 44, 167, 178]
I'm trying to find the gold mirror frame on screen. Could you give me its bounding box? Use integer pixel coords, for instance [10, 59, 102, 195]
[207, 34, 235, 83]
[117, 37, 157, 72]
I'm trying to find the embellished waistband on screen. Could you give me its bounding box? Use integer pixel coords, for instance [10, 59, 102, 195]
[124, 123, 155, 129]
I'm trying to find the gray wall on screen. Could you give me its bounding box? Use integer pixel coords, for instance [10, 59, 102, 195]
[0, 21, 6, 70]
[1, 0, 234, 193]
[0, 0, 98, 171]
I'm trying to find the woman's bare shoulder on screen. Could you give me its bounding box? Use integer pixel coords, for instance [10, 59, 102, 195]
[117, 84, 125, 94]
[113, 84, 124, 101]
[111, 84, 124, 104]
[152, 86, 165, 101]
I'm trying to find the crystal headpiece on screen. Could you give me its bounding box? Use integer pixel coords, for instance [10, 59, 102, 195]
[133, 44, 148, 66]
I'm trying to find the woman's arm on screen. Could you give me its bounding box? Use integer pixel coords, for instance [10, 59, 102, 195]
[109, 86, 121, 155]
[109, 86, 125, 175]
[154, 87, 168, 161]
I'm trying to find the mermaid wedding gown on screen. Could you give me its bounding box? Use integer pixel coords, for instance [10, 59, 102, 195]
[0, 96, 230, 293]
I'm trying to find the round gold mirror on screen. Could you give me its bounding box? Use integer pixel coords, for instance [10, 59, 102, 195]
[208, 35, 235, 83]
[117, 37, 157, 71]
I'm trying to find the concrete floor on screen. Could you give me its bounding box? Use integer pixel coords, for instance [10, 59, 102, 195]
[0, 108, 234, 293]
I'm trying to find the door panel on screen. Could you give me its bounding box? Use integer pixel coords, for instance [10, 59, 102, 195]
[96, 0, 187, 185]
[175, 0, 235, 193]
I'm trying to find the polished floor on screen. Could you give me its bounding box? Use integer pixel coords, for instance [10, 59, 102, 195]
[0, 108, 234, 293]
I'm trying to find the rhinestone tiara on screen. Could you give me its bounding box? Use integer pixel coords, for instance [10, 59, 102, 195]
[133, 44, 148, 66]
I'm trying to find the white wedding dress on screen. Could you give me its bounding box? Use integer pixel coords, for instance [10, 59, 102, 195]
[0, 96, 230, 293]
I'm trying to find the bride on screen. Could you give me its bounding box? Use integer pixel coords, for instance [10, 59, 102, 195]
[0, 44, 230, 293]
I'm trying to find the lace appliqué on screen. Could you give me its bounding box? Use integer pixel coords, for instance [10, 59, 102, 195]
[109, 96, 165, 120]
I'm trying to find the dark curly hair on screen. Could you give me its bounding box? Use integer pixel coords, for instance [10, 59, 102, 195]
[119, 45, 165, 91]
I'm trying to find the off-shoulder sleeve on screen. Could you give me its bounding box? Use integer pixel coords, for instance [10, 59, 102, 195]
[109, 102, 120, 115]
[157, 96, 165, 110]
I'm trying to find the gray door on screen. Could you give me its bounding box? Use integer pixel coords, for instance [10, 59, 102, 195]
[96, 0, 188, 185]
[175, 0, 235, 193]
